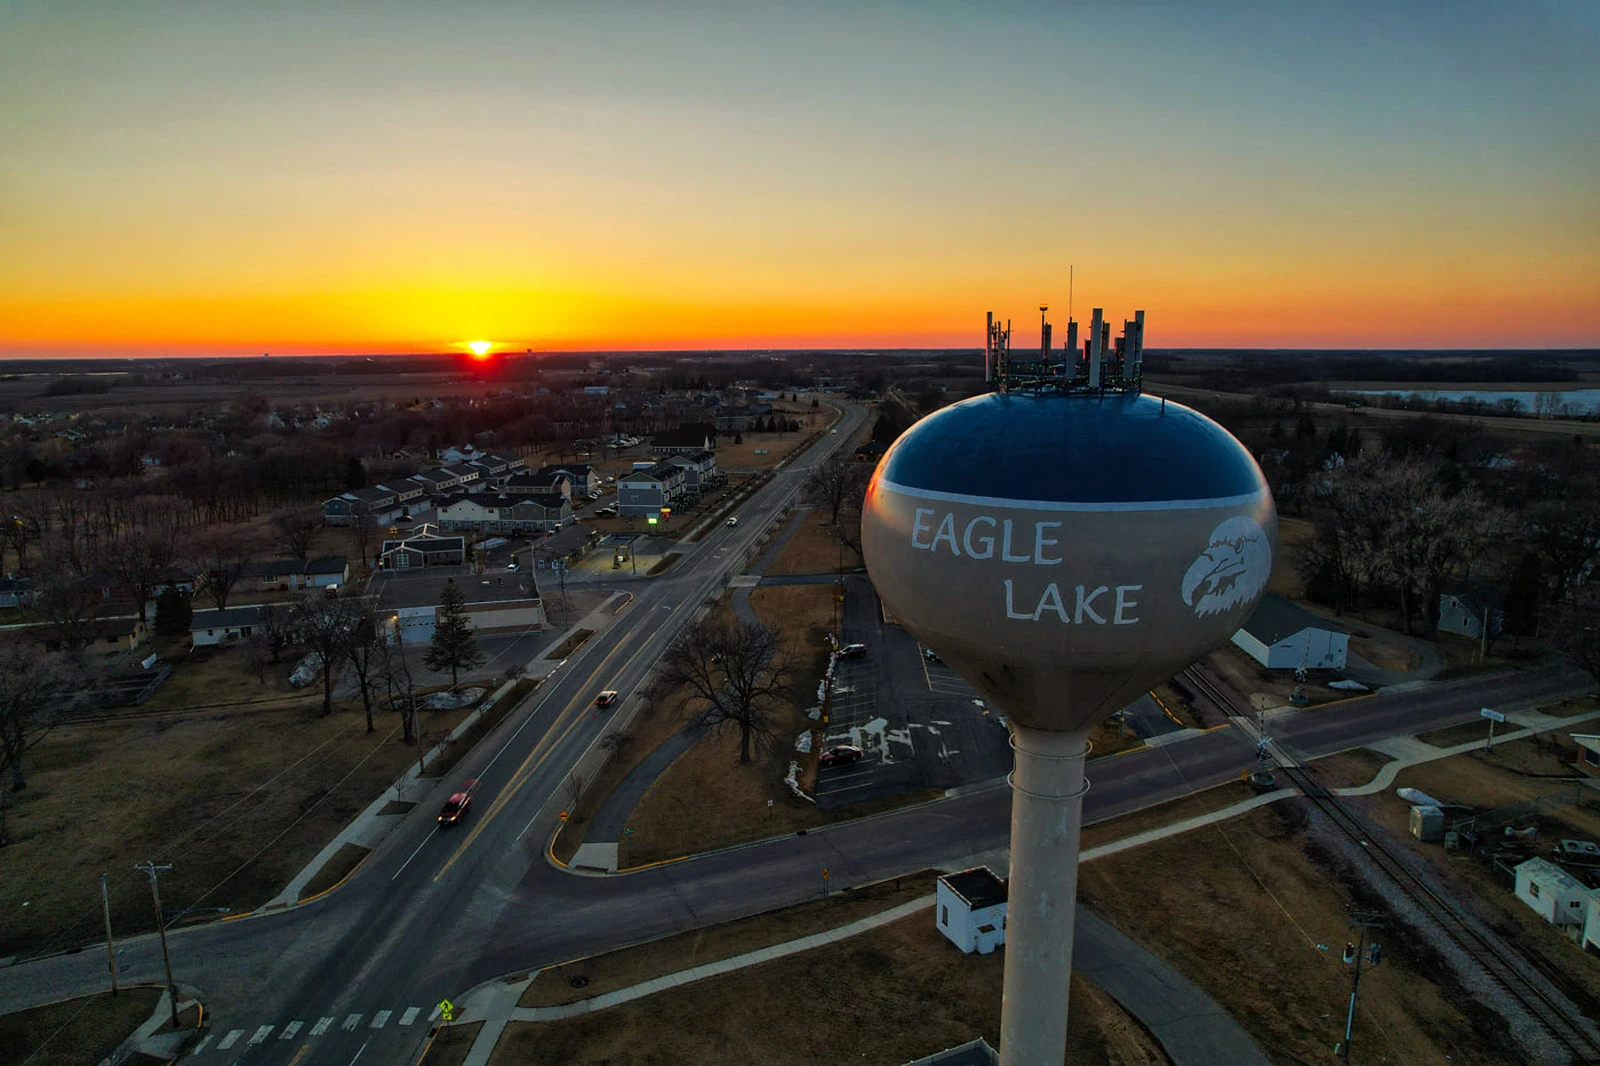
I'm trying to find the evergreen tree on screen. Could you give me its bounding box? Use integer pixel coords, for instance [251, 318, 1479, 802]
[153, 588, 192, 636]
[425, 579, 484, 687]
[343, 455, 367, 491]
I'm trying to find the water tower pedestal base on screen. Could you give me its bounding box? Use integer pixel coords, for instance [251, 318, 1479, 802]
[1000, 725, 1092, 1066]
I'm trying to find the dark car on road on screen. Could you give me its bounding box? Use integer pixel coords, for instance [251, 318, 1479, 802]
[922, 647, 941, 663]
[817, 744, 864, 768]
[838, 643, 867, 660]
[439, 779, 477, 826]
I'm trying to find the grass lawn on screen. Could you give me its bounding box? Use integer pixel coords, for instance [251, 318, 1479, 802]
[419, 1021, 482, 1066]
[1306, 747, 1395, 789]
[763, 515, 858, 577]
[2, 694, 491, 960]
[1080, 780, 1257, 852]
[139, 644, 307, 711]
[493, 914, 1167, 1066]
[1080, 803, 1520, 1065]
[521, 871, 936, 1007]
[0, 988, 163, 1066]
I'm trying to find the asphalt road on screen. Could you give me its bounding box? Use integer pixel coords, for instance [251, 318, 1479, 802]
[1, 389, 1591, 1064]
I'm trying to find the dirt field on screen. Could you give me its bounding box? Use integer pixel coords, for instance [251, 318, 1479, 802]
[1081, 803, 1521, 1065]
[492, 914, 1168, 1066]
[763, 514, 856, 576]
[1, 694, 491, 959]
[0, 988, 164, 1066]
[420, 1021, 482, 1066]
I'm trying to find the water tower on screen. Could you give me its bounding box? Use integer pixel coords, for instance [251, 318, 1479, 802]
[863, 308, 1275, 1065]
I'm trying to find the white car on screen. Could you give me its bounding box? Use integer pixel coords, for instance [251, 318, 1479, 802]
[726, 516, 739, 527]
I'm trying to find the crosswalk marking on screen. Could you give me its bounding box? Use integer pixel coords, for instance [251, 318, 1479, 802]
[217, 1029, 245, 1050]
[341, 1013, 363, 1031]
[310, 1016, 334, 1036]
[399, 1007, 420, 1026]
[192, 1033, 214, 1054]
[280, 1021, 303, 1039]
[370, 1010, 391, 1029]
[248, 1025, 275, 1045]
[428, 1004, 442, 1022]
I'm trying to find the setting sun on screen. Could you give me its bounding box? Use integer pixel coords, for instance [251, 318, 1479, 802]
[466, 340, 493, 359]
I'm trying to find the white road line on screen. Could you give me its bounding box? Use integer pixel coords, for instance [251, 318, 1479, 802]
[248, 1024, 275, 1045]
[217, 1029, 245, 1050]
[341, 1012, 363, 1031]
[192, 1033, 214, 1054]
[348, 1038, 371, 1063]
[399, 1007, 420, 1026]
[280, 1021, 304, 1039]
[310, 1016, 334, 1036]
[370, 1010, 391, 1029]
[392, 824, 440, 881]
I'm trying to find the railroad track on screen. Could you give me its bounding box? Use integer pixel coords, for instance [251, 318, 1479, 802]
[1176, 662, 1600, 1062]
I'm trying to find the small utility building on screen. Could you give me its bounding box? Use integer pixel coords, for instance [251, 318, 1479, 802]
[1513, 858, 1591, 934]
[1230, 593, 1348, 671]
[1572, 735, 1600, 777]
[936, 867, 1008, 955]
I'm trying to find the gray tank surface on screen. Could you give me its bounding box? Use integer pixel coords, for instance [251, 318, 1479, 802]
[862, 389, 1276, 732]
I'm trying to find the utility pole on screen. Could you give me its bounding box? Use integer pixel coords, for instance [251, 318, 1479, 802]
[1338, 908, 1385, 1061]
[134, 861, 180, 1026]
[101, 874, 118, 994]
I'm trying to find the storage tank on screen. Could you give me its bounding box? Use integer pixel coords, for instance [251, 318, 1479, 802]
[863, 364, 1275, 1066]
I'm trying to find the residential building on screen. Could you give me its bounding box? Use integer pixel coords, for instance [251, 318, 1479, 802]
[245, 557, 350, 592]
[1513, 858, 1592, 935]
[80, 618, 150, 655]
[438, 462, 485, 488]
[651, 423, 717, 454]
[190, 605, 264, 647]
[436, 492, 572, 534]
[378, 479, 428, 505]
[535, 523, 602, 569]
[662, 449, 720, 498]
[616, 461, 687, 516]
[1230, 593, 1348, 670]
[527, 463, 599, 496]
[505, 470, 574, 499]
[323, 485, 403, 526]
[936, 867, 1008, 955]
[1574, 735, 1600, 777]
[0, 577, 32, 608]
[380, 532, 467, 568]
[1437, 587, 1505, 641]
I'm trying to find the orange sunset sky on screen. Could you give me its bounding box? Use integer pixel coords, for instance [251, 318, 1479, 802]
[2, 2, 1596, 357]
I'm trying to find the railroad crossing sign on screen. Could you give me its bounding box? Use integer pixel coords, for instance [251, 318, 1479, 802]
[437, 998, 455, 1022]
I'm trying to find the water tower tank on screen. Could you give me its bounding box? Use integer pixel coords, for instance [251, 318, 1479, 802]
[862, 390, 1276, 731]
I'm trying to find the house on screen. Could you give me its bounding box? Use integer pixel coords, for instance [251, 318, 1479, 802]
[378, 479, 428, 505]
[0, 577, 33, 608]
[616, 461, 687, 516]
[1513, 858, 1592, 936]
[438, 462, 485, 489]
[436, 492, 572, 534]
[505, 470, 574, 499]
[380, 532, 467, 568]
[245, 557, 350, 591]
[190, 605, 264, 647]
[322, 485, 403, 526]
[1230, 593, 1348, 670]
[936, 867, 1008, 955]
[651, 423, 717, 454]
[1586, 895, 1600, 957]
[411, 467, 468, 495]
[662, 449, 720, 498]
[300, 557, 350, 588]
[1573, 735, 1600, 777]
[84, 618, 150, 655]
[535, 523, 601, 569]
[1437, 587, 1505, 641]
[520, 464, 599, 497]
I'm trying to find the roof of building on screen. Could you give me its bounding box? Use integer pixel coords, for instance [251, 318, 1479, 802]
[381, 534, 466, 553]
[1516, 856, 1587, 891]
[302, 556, 349, 575]
[439, 462, 484, 479]
[939, 867, 1008, 910]
[483, 452, 524, 468]
[190, 605, 264, 630]
[350, 485, 398, 503]
[538, 463, 594, 478]
[539, 523, 600, 555]
[508, 470, 570, 488]
[411, 468, 456, 485]
[1236, 593, 1339, 645]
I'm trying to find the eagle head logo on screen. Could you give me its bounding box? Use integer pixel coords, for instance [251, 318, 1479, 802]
[1182, 516, 1271, 617]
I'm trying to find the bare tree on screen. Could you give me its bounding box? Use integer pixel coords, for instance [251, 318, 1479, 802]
[1548, 584, 1600, 696]
[343, 611, 388, 733]
[257, 601, 298, 662]
[275, 507, 322, 560]
[241, 630, 273, 685]
[193, 533, 253, 610]
[805, 456, 868, 529]
[292, 594, 363, 716]
[658, 618, 791, 764]
[0, 647, 80, 793]
[106, 526, 180, 622]
[562, 771, 589, 809]
[382, 629, 421, 746]
[599, 730, 634, 762]
[31, 571, 106, 660]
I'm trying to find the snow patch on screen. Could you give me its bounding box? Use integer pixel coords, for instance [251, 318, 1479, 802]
[795, 731, 814, 754]
[784, 761, 815, 804]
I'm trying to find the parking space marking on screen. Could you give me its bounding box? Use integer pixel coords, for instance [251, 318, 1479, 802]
[310, 1017, 334, 1036]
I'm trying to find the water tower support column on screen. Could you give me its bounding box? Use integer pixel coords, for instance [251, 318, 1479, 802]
[1000, 725, 1091, 1066]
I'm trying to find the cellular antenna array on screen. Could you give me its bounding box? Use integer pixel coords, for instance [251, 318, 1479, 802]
[984, 300, 1145, 395]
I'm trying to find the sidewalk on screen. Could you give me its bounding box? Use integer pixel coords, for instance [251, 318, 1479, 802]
[267, 593, 628, 908]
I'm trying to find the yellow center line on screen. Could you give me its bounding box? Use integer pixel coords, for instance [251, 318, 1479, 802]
[286, 1044, 309, 1066]
[433, 608, 671, 881]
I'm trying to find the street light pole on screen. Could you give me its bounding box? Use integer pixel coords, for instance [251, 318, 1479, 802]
[101, 874, 118, 994]
[133, 861, 180, 1026]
